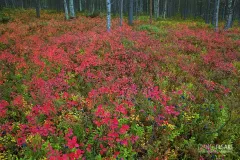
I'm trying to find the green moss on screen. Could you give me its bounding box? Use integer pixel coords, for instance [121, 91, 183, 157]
[137, 24, 168, 38]
[0, 42, 8, 50]
[121, 38, 134, 49]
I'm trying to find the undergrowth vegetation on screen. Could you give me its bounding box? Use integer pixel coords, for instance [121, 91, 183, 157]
[0, 10, 240, 160]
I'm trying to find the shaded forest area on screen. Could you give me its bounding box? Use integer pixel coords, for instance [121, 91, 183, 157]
[0, 0, 240, 30]
[0, 0, 240, 160]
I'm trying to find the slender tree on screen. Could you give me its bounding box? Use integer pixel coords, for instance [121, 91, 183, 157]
[79, 0, 82, 12]
[178, 0, 181, 13]
[106, 0, 111, 31]
[63, 0, 69, 20]
[213, 0, 220, 31]
[225, 0, 233, 29]
[128, 0, 134, 25]
[4, 0, 8, 7]
[35, 0, 40, 18]
[69, 0, 75, 18]
[21, 0, 24, 9]
[139, 0, 143, 14]
[154, 0, 159, 19]
[91, 1, 95, 14]
[163, 0, 168, 19]
[136, 0, 140, 19]
[11, 0, 15, 8]
[205, 0, 211, 24]
[120, 0, 124, 26]
[150, 0, 153, 23]
[239, 0, 240, 26]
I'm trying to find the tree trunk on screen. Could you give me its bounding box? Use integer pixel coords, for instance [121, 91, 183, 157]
[163, 0, 167, 19]
[146, 0, 148, 13]
[128, 0, 133, 25]
[139, 0, 143, 14]
[213, 0, 220, 31]
[92, 2, 95, 14]
[36, 0, 40, 18]
[120, 0, 123, 26]
[69, 0, 75, 18]
[136, 0, 139, 19]
[225, 0, 233, 29]
[150, 0, 152, 23]
[199, 0, 203, 17]
[106, 0, 111, 31]
[100, 0, 102, 12]
[183, 0, 187, 19]
[239, 0, 240, 26]
[205, 0, 211, 23]
[21, 0, 24, 9]
[222, 0, 226, 21]
[64, 0, 69, 20]
[11, 0, 15, 8]
[178, 0, 181, 13]
[154, 0, 159, 19]
[113, 0, 117, 15]
[230, 0, 236, 27]
[79, 0, 82, 12]
[4, 0, 8, 7]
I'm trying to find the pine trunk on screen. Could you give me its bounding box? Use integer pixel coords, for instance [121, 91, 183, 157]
[36, 0, 40, 18]
[128, 0, 134, 25]
[150, 0, 153, 23]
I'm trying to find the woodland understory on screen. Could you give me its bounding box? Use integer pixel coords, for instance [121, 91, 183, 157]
[0, 9, 240, 160]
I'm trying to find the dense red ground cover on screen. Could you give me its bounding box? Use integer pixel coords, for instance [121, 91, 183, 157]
[0, 10, 240, 159]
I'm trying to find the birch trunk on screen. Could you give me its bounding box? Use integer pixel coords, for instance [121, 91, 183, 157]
[120, 0, 123, 26]
[154, 0, 159, 19]
[163, 0, 167, 19]
[69, 0, 76, 18]
[106, 0, 111, 31]
[213, 0, 220, 31]
[64, 0, 69, 20]
[79, 0, 82, 12]
[224, 0, 233, 30]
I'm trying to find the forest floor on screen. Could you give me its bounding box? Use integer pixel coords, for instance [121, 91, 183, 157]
[0, 9, 240, 160]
